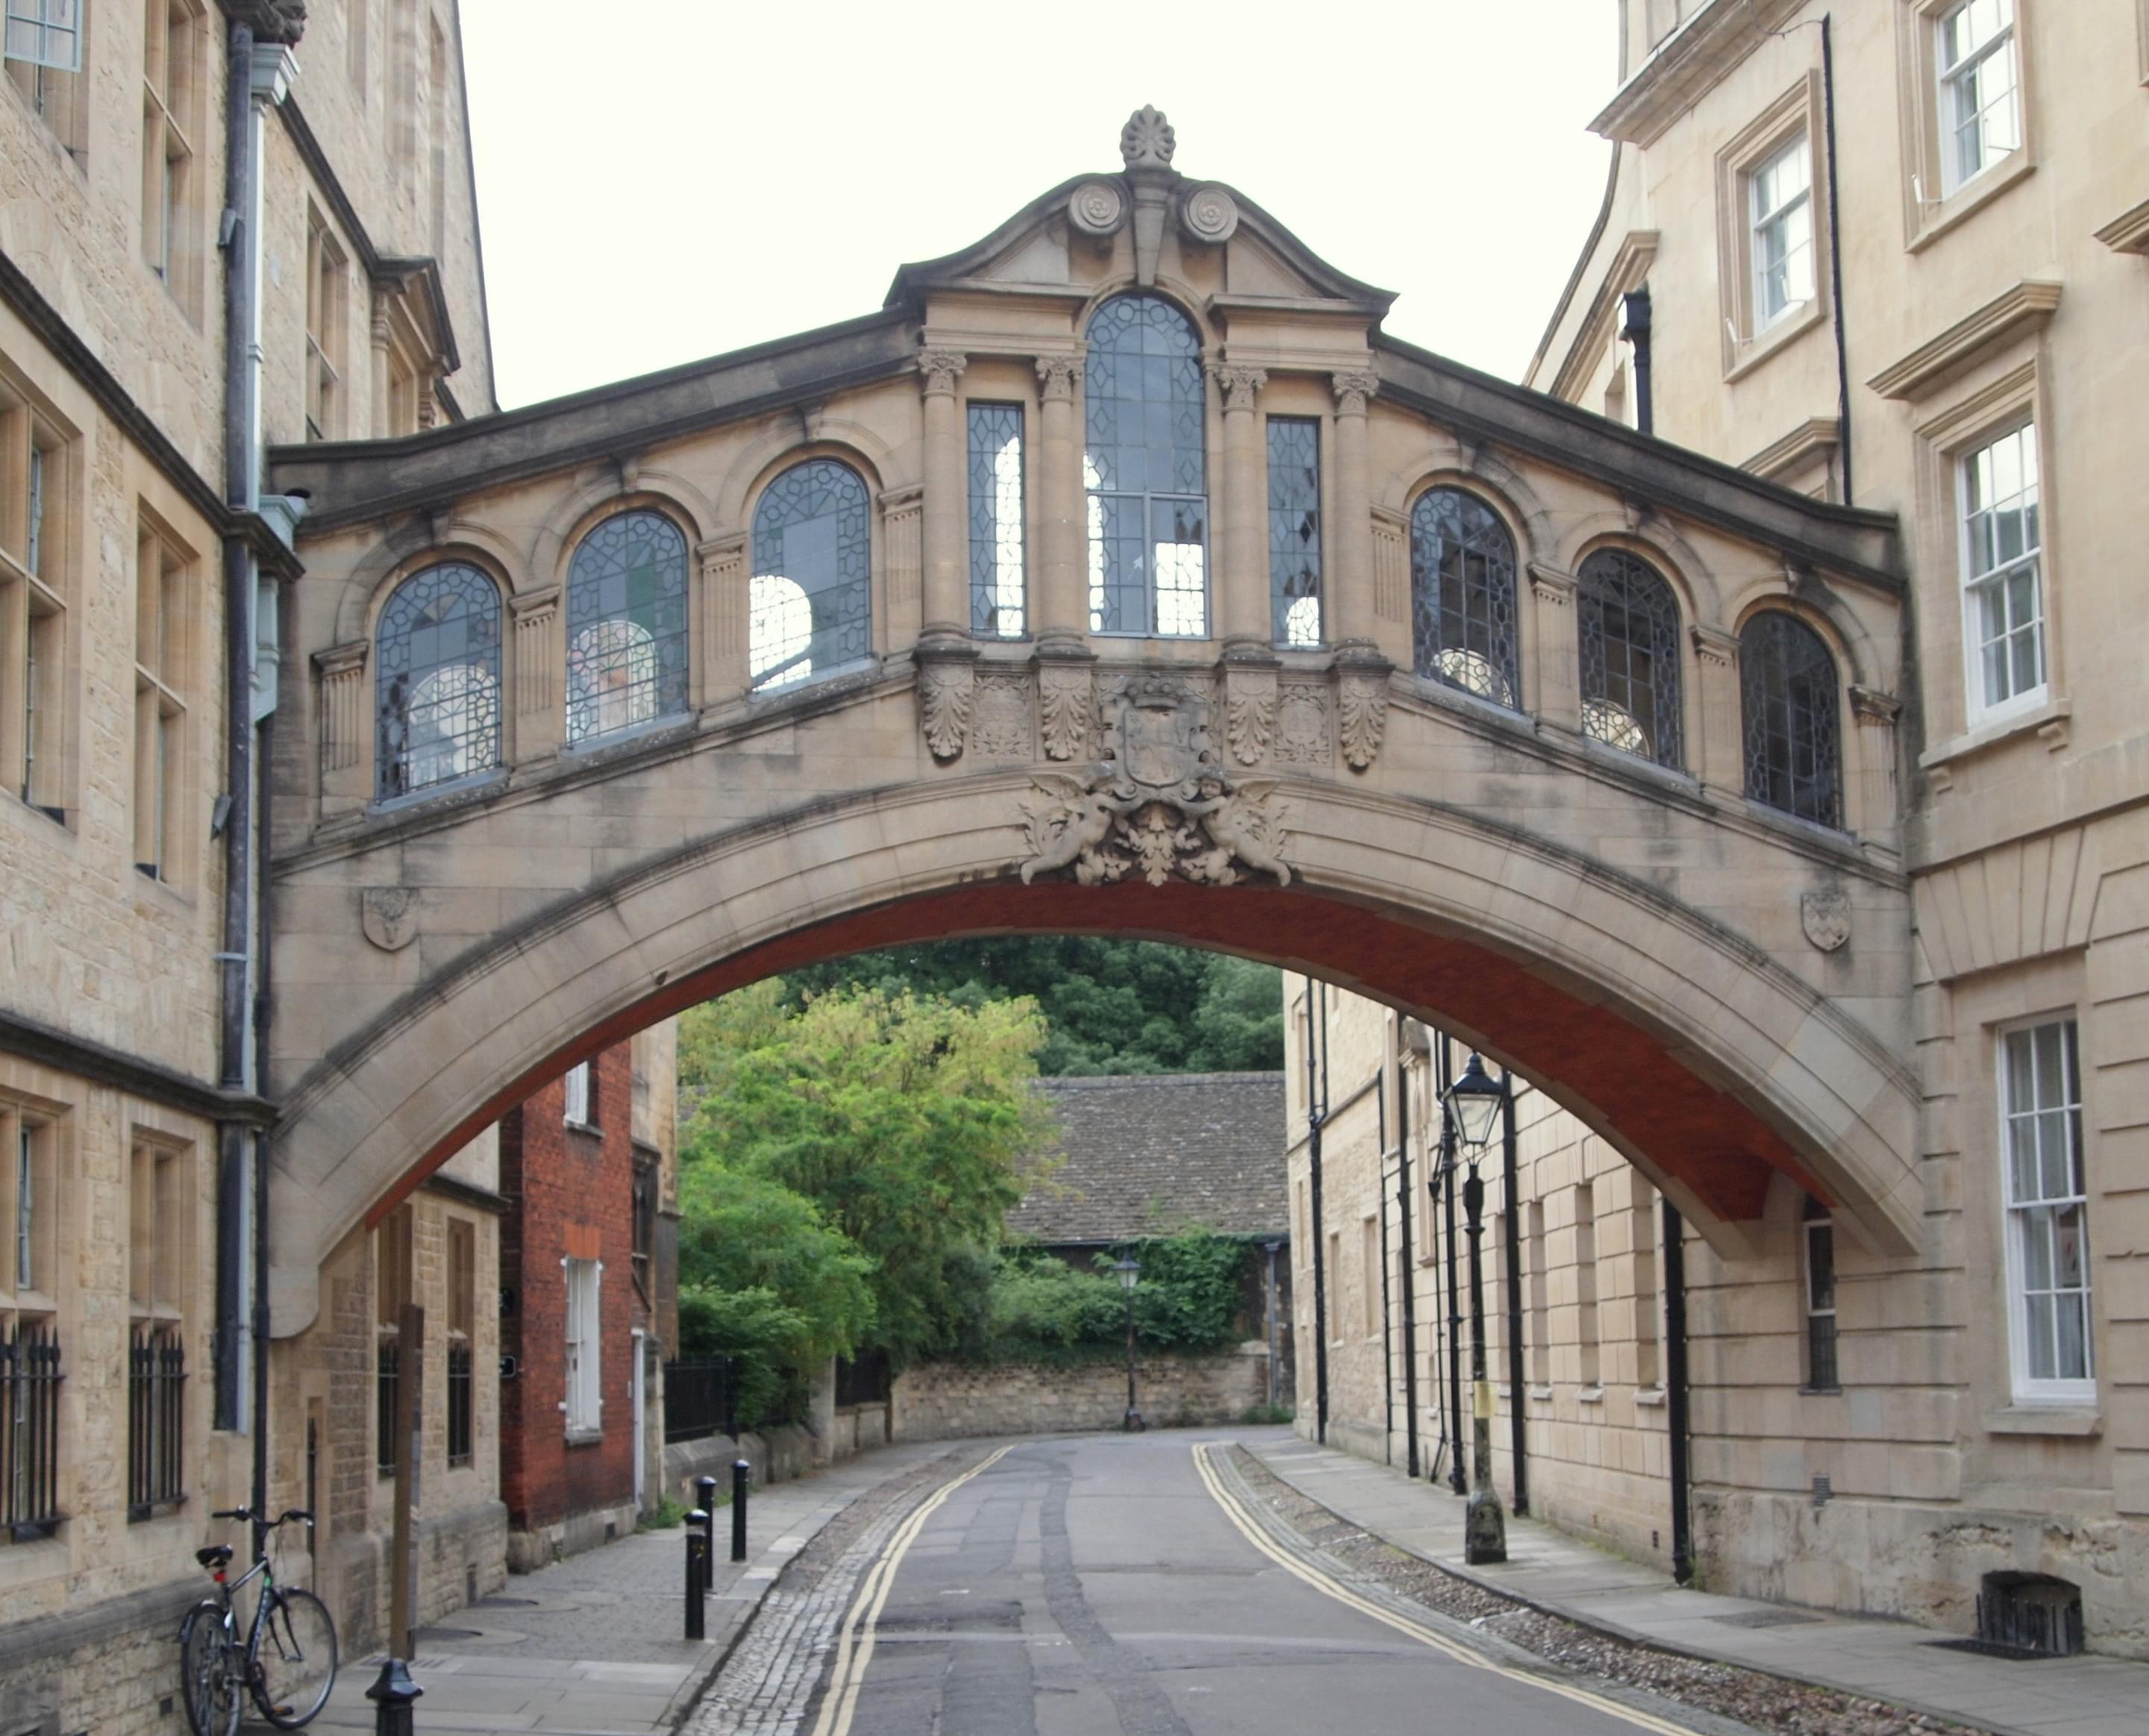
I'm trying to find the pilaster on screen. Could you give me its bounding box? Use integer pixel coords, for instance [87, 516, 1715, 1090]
[1034, 354, 1086, 651]
[1213, 363, 1269, 650]
[917, 349, 968, 641]
[510, 586, 561, 759]
[1690, 623, 1742, 796]
[697, 532, 748, 706]
[1527, 562, 1582, 735]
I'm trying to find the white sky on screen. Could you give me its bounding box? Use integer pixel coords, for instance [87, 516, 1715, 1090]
[460, 1, 1619, 412]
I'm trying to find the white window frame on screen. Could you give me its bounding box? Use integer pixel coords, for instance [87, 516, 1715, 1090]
[1749, 132, 1815, 332]
[562, 1060, 590, 1128]
[1957, 421, 2045, 725]
[1999, 1018, 2094, 1406]
[4, 0, 80, 71]
[563, 1256, 602, 1434]
[1936, 0, 2021, 195]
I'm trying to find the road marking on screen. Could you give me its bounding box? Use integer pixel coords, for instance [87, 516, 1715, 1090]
[810, 1444, 1015, 1736]
[1191, 1444, 1703, 1736]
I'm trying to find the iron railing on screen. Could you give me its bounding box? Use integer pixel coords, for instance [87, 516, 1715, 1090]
[834, 1349, 889, 1408]
[375, 1334, 399, 1475]
[128, 1324, 185, 1517]
[446, 1341, 472, 1467]
[2, 1320, 63, 1538]
[662, 1358, 739, 1444]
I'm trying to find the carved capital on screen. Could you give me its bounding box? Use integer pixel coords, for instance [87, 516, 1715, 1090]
[1331, 370, 1380, 416]
[508, 584, 560, 624]
[919, 348, 969, 398]
[1691, 623, 1740, 668]
[313, 639, 369, 679]
[1210, 363, 1269, 414]
[1036, 354, 1083, 401]
[1849, 685, 1902, 724]
[1527, 562, 1578, 607]
[697, 530, 748, 572]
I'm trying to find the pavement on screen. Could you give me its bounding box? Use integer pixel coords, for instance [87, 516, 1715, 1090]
[1246, 1430, 2149, 1736]
[275, 1439, 967, 1735]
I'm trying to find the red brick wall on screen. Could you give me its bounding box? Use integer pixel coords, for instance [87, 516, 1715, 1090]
[498, 1040, 648, 1535]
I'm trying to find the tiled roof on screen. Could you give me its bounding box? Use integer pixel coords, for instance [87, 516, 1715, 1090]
[1006, 1072, 1288, 1245]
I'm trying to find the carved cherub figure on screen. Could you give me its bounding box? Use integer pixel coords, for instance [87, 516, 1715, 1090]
[1020, 776, 1122, 884]
[1195, 780, 1292, 886]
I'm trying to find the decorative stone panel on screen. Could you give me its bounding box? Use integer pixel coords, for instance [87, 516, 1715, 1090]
[1371, 507, 1408, 625]
[510, 586, 560, 718]
[881, 484, 923, 609]
[315, 640, 369, 773]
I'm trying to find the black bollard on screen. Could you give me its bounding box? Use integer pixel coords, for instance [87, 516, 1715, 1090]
[684, 1517, 708, 1641]
[366, 1657, 423, 1736]
[696, 1476, 718, 1590]
[731, 1459, 750, 1563]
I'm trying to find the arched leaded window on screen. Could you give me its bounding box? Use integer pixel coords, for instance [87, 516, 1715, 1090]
[564, 510, 689, 743]
[749, 460, 870, 691]
[1577, 549, 1683, 768]
[1410, 489, 1518, 707]
[375, 561, 502, 800]
[1083, 295, 1208, 638]
[1740, 610, 1842, 828]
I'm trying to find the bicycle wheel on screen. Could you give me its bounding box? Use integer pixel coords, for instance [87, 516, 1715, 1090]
[178, 1601, 242, 1736]
[250, 1587, 339, 1729]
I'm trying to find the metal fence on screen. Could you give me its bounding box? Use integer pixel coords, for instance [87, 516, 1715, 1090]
[2, 1320, 63, 1538]
[662, 1358, 739, 1444]
[128, 1324, 186, 1517]
[833, 1349, 889, 1408]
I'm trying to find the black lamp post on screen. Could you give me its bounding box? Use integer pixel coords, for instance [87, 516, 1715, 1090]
[1115, 1254, 1144, 1432]
[1445, 1051, 1507, 1565]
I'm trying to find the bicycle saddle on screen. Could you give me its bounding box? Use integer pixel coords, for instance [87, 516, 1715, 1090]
[195, 1544, 234, 1568]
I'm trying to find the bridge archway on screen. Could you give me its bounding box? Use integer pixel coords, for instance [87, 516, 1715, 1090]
[268, 772, 1916, 1335]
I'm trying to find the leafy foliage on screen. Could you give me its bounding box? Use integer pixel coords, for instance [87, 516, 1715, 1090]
[960, 1230, 1250, 1364]
[777, 938, 1283, 1077]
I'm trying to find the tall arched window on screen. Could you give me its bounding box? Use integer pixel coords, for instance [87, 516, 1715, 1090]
[1083, 295, 1207, 638]
[1410, 489, 1518, 707]
[375, 561, 502, 800]
[1578, 549, 1683, 768]
[564, 510, 689, 743]
[1740, 610, 1842, 828]
[750, 460, 870, 691]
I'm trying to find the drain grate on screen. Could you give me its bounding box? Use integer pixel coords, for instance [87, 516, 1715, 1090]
[1930, 1637, 2065, 1662]
[413, 1626, 483, 1641]
[1707, 1609, 1824, 1629]
[475, 1596, 539, 1607]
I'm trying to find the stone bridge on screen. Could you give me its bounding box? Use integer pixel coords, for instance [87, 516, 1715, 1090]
[263, 114, 1914, 1334]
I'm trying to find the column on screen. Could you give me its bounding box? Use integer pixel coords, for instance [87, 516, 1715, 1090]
[1527, 563, 1580, 734]
[918, 349, 968, 640]
[1214, 365, 1269, 648]
[1033, 354, 1086, 651]
[1329, 371, 1381, 653]
[369, 296, 392, 439]
[1689, 624, 1742, 796]
[1850, 686, 1903, 847]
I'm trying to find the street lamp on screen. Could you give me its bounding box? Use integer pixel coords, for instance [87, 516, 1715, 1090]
[1445, 1053, 1508, 1565]
[1114, 1254, 1144, 1432]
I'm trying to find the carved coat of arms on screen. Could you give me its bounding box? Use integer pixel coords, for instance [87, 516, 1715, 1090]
[360, 886, 420, 952]
[1019, 677, 1291, 888]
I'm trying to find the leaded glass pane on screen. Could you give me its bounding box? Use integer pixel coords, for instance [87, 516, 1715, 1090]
[1409, 489, 1518, 708]
[1739, 611, 1841, 828]
[750, 460, 870, 690]
[1268, 417, 1321, 647]
[375, 562, 501, 800]
[1578, 550, 1684, 769]
[564, 510, 689, 742]
[1084, 295, 1208, 638]
[968, 403, 1025, 637]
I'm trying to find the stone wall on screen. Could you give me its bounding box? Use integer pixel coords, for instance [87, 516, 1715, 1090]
[890, 1346, 1271, 1443]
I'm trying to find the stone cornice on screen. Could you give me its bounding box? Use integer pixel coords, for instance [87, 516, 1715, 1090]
[2094, 195, 2149, 255]
[1868, 281, 2062, 402]
[1549, 229, 1658, 406]
[1743, 417, 1840, 483]
[0, 1007, 278, 1127]
[1589, 0, 1807, 146]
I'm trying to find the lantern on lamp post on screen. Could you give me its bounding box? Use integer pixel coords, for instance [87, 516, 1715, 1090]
[1114, 1254, 1144, 1432]
[1444, 1052, 1508, 1564]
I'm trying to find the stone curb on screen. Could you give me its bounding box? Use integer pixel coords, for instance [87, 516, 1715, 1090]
[1245, 1442, 2041, 1736]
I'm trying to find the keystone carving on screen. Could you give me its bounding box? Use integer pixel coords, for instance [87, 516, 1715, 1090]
[360, 887, 419, 953]
[1037, 662, 1095, 761]
[1019, 676, 1290, 889]
[1801, 891, 1852, 953]
[1120, 105, 1176, 169]
[919, 658, 975, 762]
[1336, 665, 1390, 771]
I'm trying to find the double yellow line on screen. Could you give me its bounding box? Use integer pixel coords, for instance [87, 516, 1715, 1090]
[809, 1444, 1015, 1736]
[1192, 1443, 1703, 1736]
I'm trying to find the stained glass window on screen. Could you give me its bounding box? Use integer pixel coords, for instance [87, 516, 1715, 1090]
[1268, 417, 1321, 648]
[1739, 611, 1841, 829]
[1083, 295, 1207, 638]
[1410, 489, 1518, 707]
[750, 460, 870, 691]
[375, 561, 501, 800]
[968, 403, 1025, 637]
[1578, 550, 1683, 768]
[564, 510, 688, 743]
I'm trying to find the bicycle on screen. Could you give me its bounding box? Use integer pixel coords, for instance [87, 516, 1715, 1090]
[177, 1506, 339, 1735]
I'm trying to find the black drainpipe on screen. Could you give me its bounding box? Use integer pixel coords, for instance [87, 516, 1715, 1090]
[1821, 14, 1854, 504]
[1439, 1038, 1465, 1494]
[1396, 1028, 1419, 1480]
[1377, 1078, 1392, 1460]
[1662, 1197, 1695, 1585]
[1306, 980, 1330, 1444]
[251, 709, 274, 1540]
[1621, 286, 1653, 438]
[1502, 1070, 1527, 1517]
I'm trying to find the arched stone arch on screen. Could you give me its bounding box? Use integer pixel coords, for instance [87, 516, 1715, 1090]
[266, 774, 1919, 1335]
[1398, 474, 1533, 710]
[1730, 595, 1868, 833]
[531, 473, 713, 586]
[333, 518, 528, 649]
[716, 426, 894, 531]
[1728, 578, 1883, 695]
[1076, 278, 1220, 352]
[1561, 519, 1722, 627]
[1381, 446, 1555, 570]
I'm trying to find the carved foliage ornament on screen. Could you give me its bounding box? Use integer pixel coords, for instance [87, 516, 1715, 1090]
[1020, 677, 1291, 889]
[1038, 662, 1094, 761]
[1227, 689, 1275, 765]
[1336, 667, 1389, 771]
[1120, 105, 1176, 169]
[920, 659, 975, 762]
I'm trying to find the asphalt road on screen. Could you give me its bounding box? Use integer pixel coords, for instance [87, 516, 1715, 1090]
[817, 1430, 1655, 1736]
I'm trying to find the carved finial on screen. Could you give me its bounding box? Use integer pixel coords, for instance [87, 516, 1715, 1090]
[1120, 106, 1175, 169]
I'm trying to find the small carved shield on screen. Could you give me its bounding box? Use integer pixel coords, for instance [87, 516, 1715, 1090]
[1120, 697, 1194, 791]
[1801, 891, 1851, 953]
[361, 887, 420, 953]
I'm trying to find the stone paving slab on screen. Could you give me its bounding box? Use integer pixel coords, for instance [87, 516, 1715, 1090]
[265, 1441, 966, 1735]
[1246, 1431, 2149, 1736]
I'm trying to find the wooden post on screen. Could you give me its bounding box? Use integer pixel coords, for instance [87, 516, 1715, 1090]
[389, 1303, 425, 1661]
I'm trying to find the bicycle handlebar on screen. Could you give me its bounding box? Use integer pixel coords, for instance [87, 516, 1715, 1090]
[210, 1507, 314, 1527]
